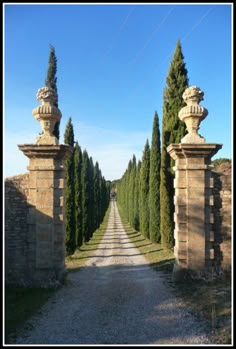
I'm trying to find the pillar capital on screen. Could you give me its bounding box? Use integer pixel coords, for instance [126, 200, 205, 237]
[168, 143, 222, 164]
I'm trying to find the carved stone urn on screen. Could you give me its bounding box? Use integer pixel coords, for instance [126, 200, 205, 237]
[32, 86, 62, 145]
[178, 86, 208, 143]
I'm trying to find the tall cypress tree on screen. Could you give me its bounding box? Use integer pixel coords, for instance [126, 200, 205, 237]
[74, 142, 83, 248]
[140, 140, 150, 239]
[134, 160, 141, 231]
[160, 40, 189, 248]
[64, 117, 75, 255]
[45, 45, 60, 140]
[88, 157, 95, 238]
[81, 150, 90, 243]
[129, 155, 136, 227]
[149, 111, 161, 242]
[94, 162, 101, 230]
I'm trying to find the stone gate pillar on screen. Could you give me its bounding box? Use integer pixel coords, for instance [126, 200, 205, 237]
[18, 86, 72, 287]
[167, 86, 222, 279]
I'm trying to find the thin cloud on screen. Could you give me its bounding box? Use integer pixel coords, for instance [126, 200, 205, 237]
[131, 7, 174, 65]
[100, 6, 135, 63]
[181, 7, 213, 43]
[130, 6, 214, 95]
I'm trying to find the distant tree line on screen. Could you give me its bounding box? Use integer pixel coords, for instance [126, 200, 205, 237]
[117, 40, 188, 249]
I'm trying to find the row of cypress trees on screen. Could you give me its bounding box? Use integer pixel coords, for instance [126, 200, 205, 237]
[64, 117, 110, 255]
[117, 40, 189, 249]
[44, 45, 110, 256]
[117, 112, 161, 243]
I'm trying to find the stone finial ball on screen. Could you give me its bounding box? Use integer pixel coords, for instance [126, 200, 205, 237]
[182, 86, 204, 104]
[36, 86, 58, 104]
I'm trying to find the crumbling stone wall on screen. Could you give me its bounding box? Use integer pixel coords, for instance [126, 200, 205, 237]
[5, 173, 31, 286]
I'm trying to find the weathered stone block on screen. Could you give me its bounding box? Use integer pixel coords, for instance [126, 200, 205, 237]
[186, 157, 205, 165]
[54, 178, 64, 188]
[174, 195, 187, 205]
[187, 188, 205, 198]
[210, 249, 214, 259]
[174, 212, 186, 223]
[176, 248, 187, 260]
[209, 231, 214, 242]
[36, 178, 54, 188]
[174, 229, 187, 242]
[174, 177, 187, 188]
[55, 214, 64, 222]
[36, 245, 53, 269]
[175, 188, 187, 196]
[36, 224, 53, 241]
[36, 209, 53, 223]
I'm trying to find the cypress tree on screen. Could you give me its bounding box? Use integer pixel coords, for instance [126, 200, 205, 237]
[134, 160, 141, 231]
[81, 150, 90, 242]
[126, 160, 132, 222]
[149, 111, 161, 242]
[140, 140, 150, 239]
[160, 40, 189, 248]
[129, 155, 136, 227]
[74, 142, 83, 248]
[101, 176, 108, 219]
[94, 162, 101, 230]
[64, 117, 75, 255]
[45, 45, 60, 140]
[88, 157, 95, 238]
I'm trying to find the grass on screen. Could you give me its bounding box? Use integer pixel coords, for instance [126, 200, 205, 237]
[65, 205, 111, 271]
[5, 287, 56, 343]
[117, 204, 232, 345]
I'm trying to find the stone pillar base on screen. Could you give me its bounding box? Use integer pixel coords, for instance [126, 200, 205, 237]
[168, 143, 222, 276]
[18, 144, 72, 287]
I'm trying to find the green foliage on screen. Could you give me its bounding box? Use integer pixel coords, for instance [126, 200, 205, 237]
[45, 45, 57, 93]
[64, 118, 75, 255]
[140, 140, 150, 239]
[74, 142, 83, 248]
[88, 157, 95, 238]
[160, 40, 189, 249]
[160, 153, 175, 248]
[128, 155, 136, 227]
[93, 162, 101, 231]
[45, 45, 60, 140]
[133, 160, 141, 231]
[149, 112, 161, 242]
[81, 150, 90, 242]
[64, 117, 74, 146]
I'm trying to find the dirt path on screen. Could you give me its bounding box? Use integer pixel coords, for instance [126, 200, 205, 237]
[13, 201, 212, 345]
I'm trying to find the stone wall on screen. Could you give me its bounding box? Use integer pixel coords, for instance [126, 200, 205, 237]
[5, 173, 31, 286]
[213, 171, 232, 271]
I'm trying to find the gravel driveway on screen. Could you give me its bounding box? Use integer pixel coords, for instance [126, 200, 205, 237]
[13, 201, 212, 345]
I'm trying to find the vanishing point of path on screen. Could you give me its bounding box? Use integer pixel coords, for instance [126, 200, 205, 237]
[13, 201, 211, 345]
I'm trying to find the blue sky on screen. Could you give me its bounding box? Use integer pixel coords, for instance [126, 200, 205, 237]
[4, 3, 232, 181]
